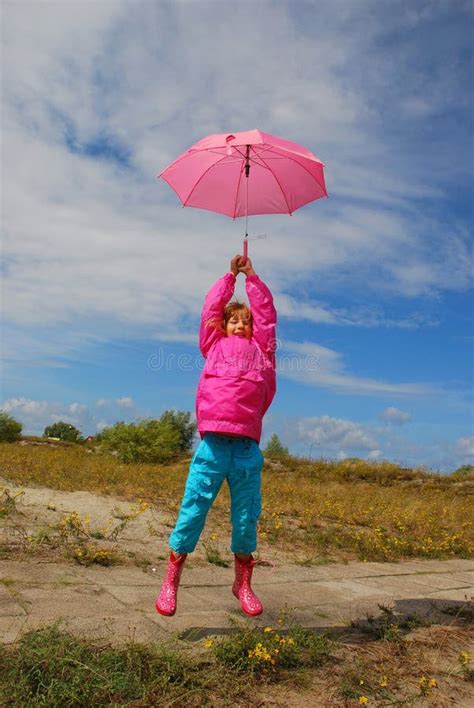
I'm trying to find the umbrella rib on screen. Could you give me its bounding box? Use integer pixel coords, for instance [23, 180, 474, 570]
[255, 149, 293, 215]
[232, 163, 245, 219]
[232, 146, 248, 160]
[261, 146, 328, 200]
[158, 148, 195, 177]
[200, 149, 242, 162]
[182, 153, 242, 207]
[249, 156, 278, 172]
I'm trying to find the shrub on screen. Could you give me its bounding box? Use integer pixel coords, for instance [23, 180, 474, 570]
[264, 433, 289, 458]
[211, 623, 331, 678]
[452, 464, 474, 479]
[43, 421, 83, 443]
[0, 411, 22, 442]
[96, 410, 195, 464]
[159, 410, 196, 453]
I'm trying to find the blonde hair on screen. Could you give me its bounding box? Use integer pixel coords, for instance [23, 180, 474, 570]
[208, 301, 252, 334]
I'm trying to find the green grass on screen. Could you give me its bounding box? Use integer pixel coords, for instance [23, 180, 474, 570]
[1, 618, 472, 706]
[0, 625, 209, 706]
[0, 623, 331, 706]
[1, 442, 473, 562]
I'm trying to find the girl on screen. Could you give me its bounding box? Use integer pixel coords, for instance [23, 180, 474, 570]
[155, 254, 277, 617]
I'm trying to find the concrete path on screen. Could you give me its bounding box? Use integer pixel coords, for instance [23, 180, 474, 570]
[1, 557, 472, 646]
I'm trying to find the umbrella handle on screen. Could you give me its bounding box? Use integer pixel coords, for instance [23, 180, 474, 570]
[241, 238, 248, 266]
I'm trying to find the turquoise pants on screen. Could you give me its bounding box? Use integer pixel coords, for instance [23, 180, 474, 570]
[169, 433, 263, 555]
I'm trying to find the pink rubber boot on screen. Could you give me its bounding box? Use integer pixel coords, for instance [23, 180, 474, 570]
[155, 552, 187, 616]
[232, 554, 263, 616]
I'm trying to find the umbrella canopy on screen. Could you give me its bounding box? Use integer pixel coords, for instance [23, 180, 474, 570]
[159, 129, 327, 219]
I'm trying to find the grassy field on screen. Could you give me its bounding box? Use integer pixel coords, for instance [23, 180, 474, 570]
[1, 441, 472, 564]
[0, 441, 473, 705]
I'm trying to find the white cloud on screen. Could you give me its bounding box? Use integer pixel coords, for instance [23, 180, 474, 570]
[275, 294, 337, 325]
[94, 397, 134, 410]
[1, 0, 471, 364]
[279, 413, 469, 472]
[367, 449, 383, 460]
[279, 340, 435, 397]
[0, 397, 138, 436]
[116, 397, 134, 409]
[69, 402, 86, 415]
[296, 415, 378, 451]
[1, 398, 50, 416]
[455, 436, 474, 460]
[379, 407, 412, 425]
[1, 398, 82, 433]
[276, 292, 438, 329]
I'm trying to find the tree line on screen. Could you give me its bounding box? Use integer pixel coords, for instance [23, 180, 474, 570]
[0, 410, 289, 464]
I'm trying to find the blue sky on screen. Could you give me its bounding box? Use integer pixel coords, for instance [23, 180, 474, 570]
[1, 0, 472, 472]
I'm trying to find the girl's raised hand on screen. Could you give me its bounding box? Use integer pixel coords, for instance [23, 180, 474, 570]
[230, 254, 243, 276]
[238, 256, 256, 277]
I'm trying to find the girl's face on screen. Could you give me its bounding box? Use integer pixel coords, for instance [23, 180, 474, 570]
[226, 311, 252, 339]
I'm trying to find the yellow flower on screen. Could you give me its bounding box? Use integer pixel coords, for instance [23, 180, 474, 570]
[263, 626, 273, 633]
[358, 697, 368, 705]
[210, 533, 217, 541]
[428, 678, 437, 689]
[379, 676, 388, 687]
[250, 642, 273, 662]
[202, 638, 214, 648]
[459, 651, 471, 666]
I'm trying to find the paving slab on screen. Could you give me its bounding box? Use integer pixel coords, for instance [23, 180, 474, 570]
[445, 571, 474, 584]
[16, 583, 128, 620]
[60, 614, 168, 645]
[0, 557, 472, 645]
[422, 588, 473, 602]
[0, 560, 90, 585]
[354, 574, 467, 595]
[0, 616, 29, 643]
[84, 565, 159, 587]
[398, 573, 472, 591]
[0, 584, 27, 617]
[104, 583, 153, 609]
[154, 610, 242, 637]
[312, 578, 395, 600]
[184, 586, 237, 611]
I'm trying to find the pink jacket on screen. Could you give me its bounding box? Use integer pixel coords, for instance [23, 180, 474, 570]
[196, 272, 277, 443]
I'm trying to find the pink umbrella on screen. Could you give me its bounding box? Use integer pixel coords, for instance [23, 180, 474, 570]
[159, 128, 327, 259]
